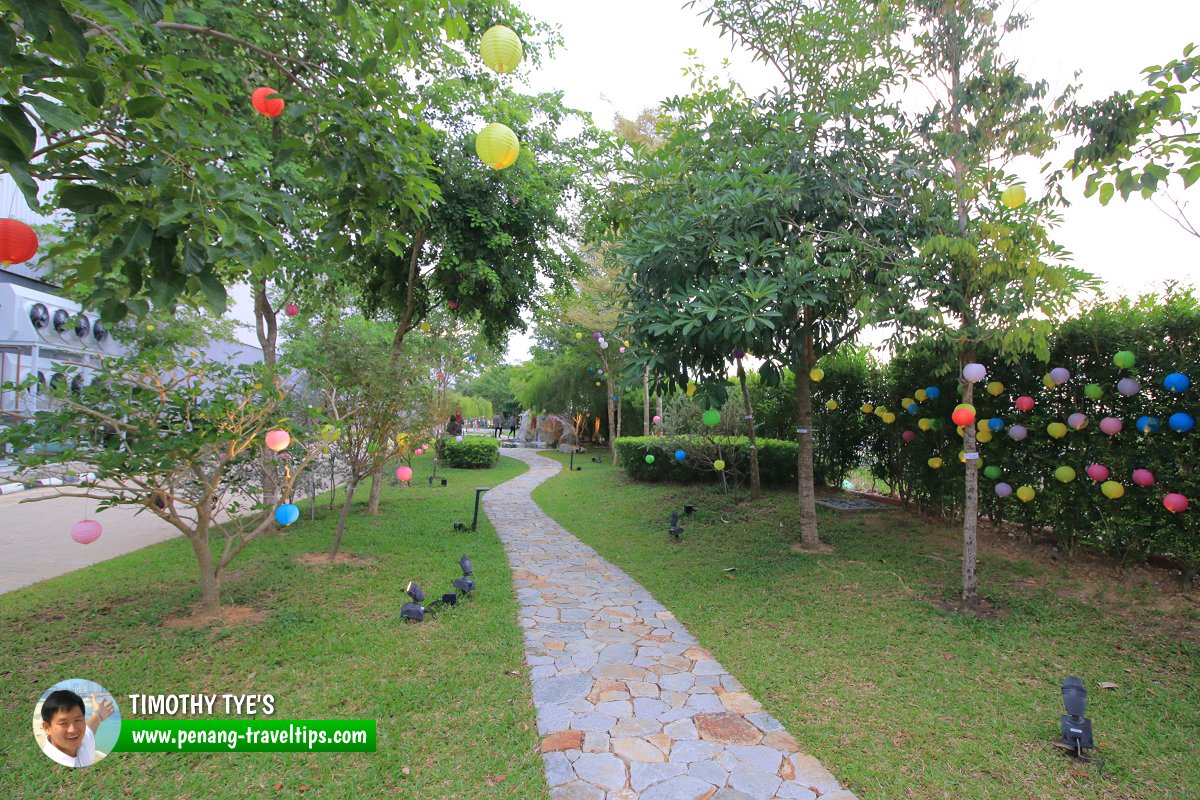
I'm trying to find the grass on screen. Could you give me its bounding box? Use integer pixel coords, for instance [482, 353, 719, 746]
[532, 450, 1200, 800]
[1, 454, 546, 800]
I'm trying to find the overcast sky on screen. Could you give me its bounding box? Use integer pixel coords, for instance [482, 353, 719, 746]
[496, 0, 1200, 361]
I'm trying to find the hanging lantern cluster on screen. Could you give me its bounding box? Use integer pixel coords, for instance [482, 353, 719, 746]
[474, 25, 524, 170]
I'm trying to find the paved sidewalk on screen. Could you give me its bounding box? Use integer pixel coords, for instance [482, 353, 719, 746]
[485, 449, 860, 800]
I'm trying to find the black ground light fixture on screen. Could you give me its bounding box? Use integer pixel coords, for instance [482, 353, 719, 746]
[1059, 676, 1095, 754]
[668, 511, 685, 542]
[569, 452, 582, 471]
[401, 581, 427, 622]
[683, 504, 695, 516]
[453, 488, 488, 531]
[452, 555, 476, 594]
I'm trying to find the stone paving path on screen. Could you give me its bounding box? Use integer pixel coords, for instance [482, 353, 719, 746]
[484, 449, 860, 800]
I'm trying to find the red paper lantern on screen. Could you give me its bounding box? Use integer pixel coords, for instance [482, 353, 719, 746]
[285, 304, 299, 317]
[0, 218, 38, 265]
[251, 87, 285, 117]
[951, 404, 976, 427]
[448, 300, 459, 310]
[1015, 396, 1035, 412]
[1163, 493, 1189, 513]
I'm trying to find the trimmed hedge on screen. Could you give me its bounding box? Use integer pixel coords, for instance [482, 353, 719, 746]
[615, 435, 799, 486]
[437, 436, 499, 468]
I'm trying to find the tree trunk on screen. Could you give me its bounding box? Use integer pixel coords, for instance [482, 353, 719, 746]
[367, 466, 383, 515]
[190, 531, 221, 615]
[961, 370, 980, 608]
[736, 359, 761, 500]
[794, 345, 820, 550]
[607, 382, 618, 465]
[657, 395, 663, 430]
[643, 366, 651, 436]
[330, 479, 359, 561]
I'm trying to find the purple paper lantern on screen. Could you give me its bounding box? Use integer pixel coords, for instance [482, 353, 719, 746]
[995, 482, 1013, 498]
[1117, 378, 1140, 396]
[1067, 413, 1088, 431]
[902, 430, 916, 443]
[1050, 367, 1071, 385]
[1008, 424, 1028, 441]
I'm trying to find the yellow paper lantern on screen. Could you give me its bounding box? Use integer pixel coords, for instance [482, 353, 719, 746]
[861, 403, 874, 414]
[809, 368, 824, 383]
[882, 412, 896, 424]
[928, 457, 943, 469]
[420, 322, 431, 332]
[713, 459, 726, 471]
[915, 389, 927, 402]
[480, 25, 523, 73]
[1047, 422, 1068, 439]
[902, 397, 916, 410]
[826, 399, 838, 411]
[475, 123, 520, 170]
[977, 429, 992, 443]
[956, 425, 965, 437]
[1016, 485, 1036, 502]
[1043, 373, 1056, 390]
[1001, 185, 1026, 209]
[686, 382, 697, 397]
[976, 419, 990, 433]
[985, 381, 1004, 396]
[1100, 481, 1125, 499]
[917, 418, 931, 431]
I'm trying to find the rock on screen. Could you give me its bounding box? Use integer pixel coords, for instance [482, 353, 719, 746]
[788, 754, 841, 794]
[694, 713, 764, 745]
[761, 730, 800, 755]
[818, 792, 861, 800]
[533, 674, 594, 706]
[711, 790, 757, 800]
[727, 764, 783, 799]
[541, 730, 584, 753]
[640, 775, 716, 800]
[544, 752, 575, 787]
[572, 752, 627, 791]
[630, 761, 687, 792]
[612, 737, 666, 763]
[549, 781, 605, 800]
[719, 692, 763, 715]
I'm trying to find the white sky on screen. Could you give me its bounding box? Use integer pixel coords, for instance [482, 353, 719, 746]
[498, 0, 1200, 361]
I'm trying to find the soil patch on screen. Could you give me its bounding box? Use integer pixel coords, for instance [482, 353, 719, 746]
[164, 604, 267, 628]
[297, 552, 376, 568]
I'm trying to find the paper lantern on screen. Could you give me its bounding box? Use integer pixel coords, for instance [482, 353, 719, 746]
[702, 409, 721, 426]
[0, 218, 39, 265]
[475, 123, 520, 170]
[1015, 395, 1035, 412]
[809, 368, 824, 382]
[284, 304, 299, 317]
[826, 400, 838, 411]
[1067, 413, 1088, 431]
[1132, 469, 1155, 487]
[907, 403, 919, 414]
[987, 417, 1005, 432]
[1113, 350, 1136, 369]
[1084, 383, 1103, 400]
[1050, 367, 1070, 385]
[265, 429, 291, 452]
[1086, 464, 1110, 482]
[414, 448, 423, 456]
[977, 429, 993, 443]
[925, 386, 940, 399]
[1043, 374, 1056, 389]
[732, 348, 746, 359]
[902, 397, 916, 410]
[600, 340, 609, 349]
[448, 300, 458, 310]
[70, 519, 102, 544]
[480, 24, 523, 73]
[275, 504, 300, 526]
[686, 382, 697, 397]
[984, 465, 1002, 479]
[1008, 424, 1028, 441]
[1135, 416, 1160, 434]
[1164, 493, 1189, 513]
[593, 331, 602, 340]
[1001, 185, 1026, 208]
[917, 417, 931, 431]
[575, 332, 583, 339]
[595, 381, 601, 387]
[1101, 481, 1125, 499]
[713, 459, 725, 471]
[623, 341, 630, 347]
[652, 415, 661, 425]
[976, 419, 990, 433]
[1099, 417, 1122, 435]
[995, 482, 1013, 498]
[862, 403, 874, 414]
[1164, 373, 1191, 393]
[902, 430, 916, 443]
[396, 466, 413, 482]
[619, 347, 626, 353]
[1054, 466, 1076, 483]
[882, 412, 896, 424]
[1046, 422, 1068, 439]
[1016, 485, 1036, 502]
[455, 435, 463, 442]
[956, 425, 965, 437]
[962, 363, 986, 383]
[927, 457, 943, 469]
[951, 404, 975, 427]
[420, 322, 431, 333]
[251, 86, 285, 117]
[1169, 413, 1195, 432]
[915, 389, 927, 402]
[644, 454, 655, 464]
[674, 449, 686, 461]
[1117, 378, 1140, 396]
[985, 381, 1004, 397]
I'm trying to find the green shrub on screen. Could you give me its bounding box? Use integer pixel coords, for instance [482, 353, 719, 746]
[437, 436, 499, 468]
[615, 435, 798, 486]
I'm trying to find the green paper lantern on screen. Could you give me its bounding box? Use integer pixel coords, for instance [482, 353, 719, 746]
[1001, 185, 1026, 208]
[1113, 350, 1136, 369]
[984, 465, 1002, 480]
[1047, 422, 1068, 439]
[702, 409, 721, 426]
[1054, 465, 1076, 483]
[480, 25, 523, 73]
[1084, 383, 1103, 400]
[713, 459, 726, 471]
[644, 454, 654, 464]
[475, 123, 520, 170]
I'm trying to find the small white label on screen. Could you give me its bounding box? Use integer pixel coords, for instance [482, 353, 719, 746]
[964, 452, 980, 460]
[796, 428, 809, 434]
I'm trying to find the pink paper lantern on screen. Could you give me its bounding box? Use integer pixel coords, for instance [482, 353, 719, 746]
[284, 304, 299, 317]
[901, 430, 916, 443]
[652, 415, 661, 425]
[1085, 464, 1109, 482]
[1099, 417, 1123, 435]
[1132, 469, 1155, 487]
[264, 429, 291, 452]
[1164, 493, 1189, 513]
[71, 519, 102, 544]
[395, 466, 413, 482]
[414, 448, 423, 456]
[1015, 396, 1035, 412]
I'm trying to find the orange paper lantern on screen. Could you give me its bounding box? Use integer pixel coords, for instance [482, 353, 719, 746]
[251, 87, 285, 118]
[0, 218, 38, 265]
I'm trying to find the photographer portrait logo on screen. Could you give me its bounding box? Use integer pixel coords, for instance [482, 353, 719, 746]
[33, 679, 121, 768]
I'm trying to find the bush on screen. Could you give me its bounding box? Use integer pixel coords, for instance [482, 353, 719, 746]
[615, 435, 798, 486]
[438, 436, 499, 468]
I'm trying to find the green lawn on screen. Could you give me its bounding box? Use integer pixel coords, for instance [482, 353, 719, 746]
[1, 454, 545, 800]
[532, 450, 1200, 800]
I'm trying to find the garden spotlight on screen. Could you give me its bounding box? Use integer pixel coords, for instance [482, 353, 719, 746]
[1059, 676, 1095, 755]
[683, 504, 695, 516]
[401, 581, 426, 622]
[668, 511, 685, 542]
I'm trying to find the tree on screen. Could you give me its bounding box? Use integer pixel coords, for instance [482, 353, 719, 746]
[1068, 43, 1200, 239]
[460, 364, 518, 414]
[0, 341, 328, 614]
[902, 0, 1097, 608]
[617, 0, 926, 548]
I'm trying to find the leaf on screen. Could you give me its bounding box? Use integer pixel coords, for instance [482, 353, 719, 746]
[126, 95, 166, 119]
[11, 0, 53, 40]
[1098, 182, 1114, 206]
[192, 270, 228, 315]
[0, 103, 36, 161]
[23, 95, 87, 131]
[58, 184, 120, 212]
[1097, 681, 1118, 690]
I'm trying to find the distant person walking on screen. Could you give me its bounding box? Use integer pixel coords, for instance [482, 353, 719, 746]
[508, 414, 518, 439]
[492, 413, 503, 438]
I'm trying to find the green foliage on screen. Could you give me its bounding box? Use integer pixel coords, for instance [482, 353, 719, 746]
[615, 435, 798, 486]
[460, 364, 518, 413]
[438, 436, 499, 469]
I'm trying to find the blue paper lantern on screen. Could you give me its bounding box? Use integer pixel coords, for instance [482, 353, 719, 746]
[588, 367, 594, 372]
[1169, 412, 1195, 432]
[1136, 415, 1161, 434]
[1164, 373, 1191, 393]
[926, 386, 940, 399]
[674, 449, 686, 461]
[907, 403, 919, 414]
[275, 503, 300, 526]
[988, 417, 1004, 431]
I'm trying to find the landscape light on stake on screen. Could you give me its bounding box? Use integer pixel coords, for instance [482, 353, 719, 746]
[1058, 676, 1096, 757]
[668, 511, 685, 542]
[452, 555, 476, 594]
[453, 487, 489, 532]
[401, 582, 426, 622]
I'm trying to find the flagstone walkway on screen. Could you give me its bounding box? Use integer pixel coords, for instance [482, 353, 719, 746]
[484, 449, 860, 800]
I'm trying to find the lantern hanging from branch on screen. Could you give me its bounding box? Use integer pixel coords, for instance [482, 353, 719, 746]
[480, 25, 523, 73]
[0, 218, 38, 265]
[1001, 185, 1026, 208]
[264, 429, 291, 452]
[251, 87, 285, 117]
[70, 520, 102, 544]
[475, 123, 520, 170]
